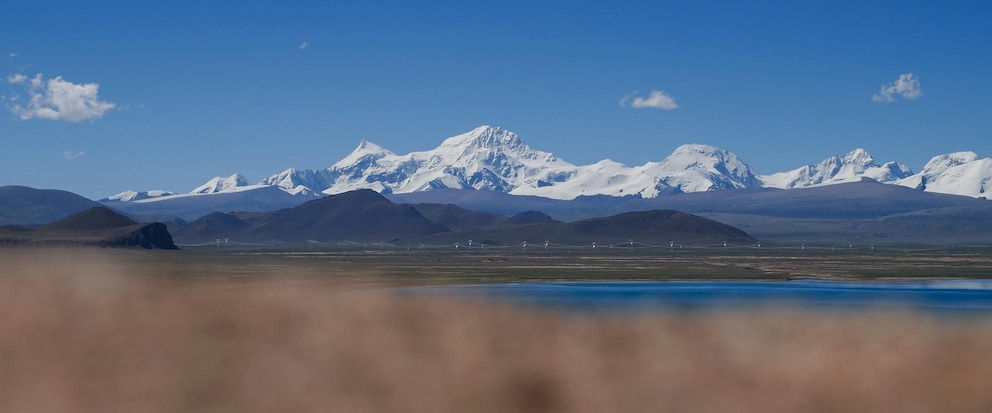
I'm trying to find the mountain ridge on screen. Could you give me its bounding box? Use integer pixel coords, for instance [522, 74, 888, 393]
[103, 125, 992, 203]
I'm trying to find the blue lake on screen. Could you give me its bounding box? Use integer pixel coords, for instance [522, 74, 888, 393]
[409, 280, 992, 314]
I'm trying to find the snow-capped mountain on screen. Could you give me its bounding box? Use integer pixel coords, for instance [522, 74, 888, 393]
[192, 174, 252, 194]
[510, 144, 762, 199]
[253, 127, 577, 196]
[104, 125, 992, 204]
[312, 129, 763, 199]
[896, 152, 992, 199]
[319, 125, 577, 195]
[510, 159, 655, 198]
[643, 144, 762, 192]
[260, 168, 332, 196]
[762, 149, 913, 189]
[100, 189, 176, 202]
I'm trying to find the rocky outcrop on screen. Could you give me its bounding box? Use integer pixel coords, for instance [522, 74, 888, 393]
[0, 207, 179, 249]
[104, 223, 178, 249]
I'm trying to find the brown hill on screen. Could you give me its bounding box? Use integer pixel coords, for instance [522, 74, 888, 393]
[0, 207, 177, 249]
[173, 212, 251, 243]
[421, 210, 756, 247]
[173, 189, 451, 244]
[0, 186, 104, 227]
[173, 190, 756, 247]
[407, 205, 560, 231]
[408, 203, 508, 232]
[40, 206, 139, 231]
[501, 210, 559, 226]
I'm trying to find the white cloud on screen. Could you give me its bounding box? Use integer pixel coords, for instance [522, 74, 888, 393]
[298, 41, 310, 50]
[8, 53, 17, 58]
[7, 73, 116, 122]
[63, 150, 86, 161]
[620, 90, 679, 110]
[7, 73, 27, 83]
[872, 73, 922, 102]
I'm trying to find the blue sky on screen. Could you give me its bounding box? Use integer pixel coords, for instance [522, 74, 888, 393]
[3, 0, 991, 198]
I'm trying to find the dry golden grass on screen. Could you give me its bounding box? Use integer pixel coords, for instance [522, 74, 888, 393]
[2, 250, 992, 412]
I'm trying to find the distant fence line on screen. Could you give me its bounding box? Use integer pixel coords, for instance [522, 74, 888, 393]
[177, 238, 989, 253]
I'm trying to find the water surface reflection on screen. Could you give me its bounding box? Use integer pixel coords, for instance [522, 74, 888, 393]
[412, 280, 992, 313]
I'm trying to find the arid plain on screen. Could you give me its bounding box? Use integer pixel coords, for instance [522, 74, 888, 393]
[3, 247, 992, 412]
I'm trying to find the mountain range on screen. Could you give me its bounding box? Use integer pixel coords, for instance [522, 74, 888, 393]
[0, 205, 177, 249]
[102, 126, 992, 207]
[169, 189, 756, 246]
[0, 184, 759, 247]
[386, 180, 992, 245]
[5, 181, 992, 245]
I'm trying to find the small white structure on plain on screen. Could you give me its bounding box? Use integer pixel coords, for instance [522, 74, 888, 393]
[592, 242, 597, 249]
[455, 242, 459, 249]
[544, 240, 549, 249]
[522, 241, 527, 249]
[468, 239, 473, 247]
[723, 241, 728, 247]
[670, 241, 675, 248]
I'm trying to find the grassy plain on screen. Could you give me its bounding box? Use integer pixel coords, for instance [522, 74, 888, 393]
[3, 247, 992, 412]
[37, 244, 992, 286]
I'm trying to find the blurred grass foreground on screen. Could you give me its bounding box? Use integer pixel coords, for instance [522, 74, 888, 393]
[2, 249, 992, 412]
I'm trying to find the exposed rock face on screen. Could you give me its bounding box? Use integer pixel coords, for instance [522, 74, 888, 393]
[0, 207, 179, 249]
[108, 223, 178, 249]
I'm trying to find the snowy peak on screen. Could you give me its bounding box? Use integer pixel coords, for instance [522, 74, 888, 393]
[261, 168, 331, 193]
[645, 144, 762, 192]
[660, 144, 756, 175]
[841, 148, 876, 166]
[323, 125, 577, 195]
[435, 125, 557, 167]
[332, 139, 395, 170]
[440, 125, 525, 153]
[192, 174, 251, 194]
[761, 148, 912, 189]
[514, 143, 763, 199]
[896, 152, 992, 198]
[920, 151, 980, 175]
[104, 126, 992, 204]
[100, 190, 176, 202]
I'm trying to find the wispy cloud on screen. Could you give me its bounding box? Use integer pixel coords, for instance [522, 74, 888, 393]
[872, 73, 922, 102]
[620, 90, 679, 110]
[63, 150, 86, 161]
[298, 41, 310, 50]
[8, 53, 17, 58]
[7, 73, 116, 122]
